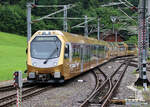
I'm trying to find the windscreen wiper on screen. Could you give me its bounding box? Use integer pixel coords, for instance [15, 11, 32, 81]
[43, 41, 59, 64]
[43, 48, 58, 64]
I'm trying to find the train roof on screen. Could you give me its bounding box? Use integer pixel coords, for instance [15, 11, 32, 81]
[32, 30, 108, 46]
[62, 31, 108, 46]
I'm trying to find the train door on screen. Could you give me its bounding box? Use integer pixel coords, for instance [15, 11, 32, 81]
[63, 43, 72, 78]
[64, 43, 72, 62]
[70, 43, 80, 74]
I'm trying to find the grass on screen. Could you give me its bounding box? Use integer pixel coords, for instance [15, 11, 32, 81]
[143, 90, 150, 102]
[132, 69, 138, 74]
[0, 32, 27, 81]
[136, 86, 145, 90]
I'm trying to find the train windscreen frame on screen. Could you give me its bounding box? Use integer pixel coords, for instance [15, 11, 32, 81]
[30, 36, 61, 59]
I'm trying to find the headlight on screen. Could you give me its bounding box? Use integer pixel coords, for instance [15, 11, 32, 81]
[32, 62, 37, 66]
[54, 72, 60, 78]
[53, 62, 57, 66]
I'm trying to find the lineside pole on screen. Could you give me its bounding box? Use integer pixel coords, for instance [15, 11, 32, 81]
[63, 5, 68, 32]
[113, 23, 114, 34]
[19, 87, 22, 107]
[97, 17, 100, 40]
[84, 15, 88, 37]
[147, 0, 150, 58]
[115, 31, 117, 42]
[135, 0, 149, 89]
[146, 18, 149, 59]
[16, 87, 22, 107]
[27, 3, 32, 42]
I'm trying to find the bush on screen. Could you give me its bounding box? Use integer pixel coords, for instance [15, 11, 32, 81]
[125, 35, 138, 44]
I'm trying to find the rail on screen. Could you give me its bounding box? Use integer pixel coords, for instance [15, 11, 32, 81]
[0, 82, 32, 92]
[80, 57, 131, 107]
[0, 85, 52, 107]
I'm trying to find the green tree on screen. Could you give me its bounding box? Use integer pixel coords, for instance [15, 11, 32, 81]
[125, 35, 138, 44]
[0, 0, 138, 37]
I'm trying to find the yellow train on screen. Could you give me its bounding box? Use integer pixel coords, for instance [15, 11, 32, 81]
[26, 30, 137, 83]
[126, 43, 138, 55]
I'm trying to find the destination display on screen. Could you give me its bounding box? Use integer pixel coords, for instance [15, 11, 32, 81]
[33, 36, 57, 41]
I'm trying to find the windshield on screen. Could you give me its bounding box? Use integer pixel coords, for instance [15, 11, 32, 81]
[128, 44, 136, 51]
[31, 36, 61, 59]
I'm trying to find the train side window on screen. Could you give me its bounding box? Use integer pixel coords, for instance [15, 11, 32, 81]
[64, 44, 69, 59]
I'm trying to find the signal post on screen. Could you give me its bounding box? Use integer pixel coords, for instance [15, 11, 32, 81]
[13, 71, 23, 107]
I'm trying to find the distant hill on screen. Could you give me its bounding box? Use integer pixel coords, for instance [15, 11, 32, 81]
[0, 32, 27, 81]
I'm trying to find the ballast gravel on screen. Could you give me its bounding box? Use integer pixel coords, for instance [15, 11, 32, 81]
[21, 72, 96, 107]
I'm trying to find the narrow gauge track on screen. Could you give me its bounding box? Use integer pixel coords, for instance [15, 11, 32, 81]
[0, 85, 52, 107]
[0, 82, 33, 92]
[80, 57, 130, 107]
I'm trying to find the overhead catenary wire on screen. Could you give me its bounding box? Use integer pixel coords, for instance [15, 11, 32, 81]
[33, 4, 73, 8]
[32, 4, 75, 23]
[71, 18, 96, 28]
[124, 0, 134, 7]
[118, 7, 137, 23]
[118, 0, 131, 8]
[46, 17, 95, 20]
[101, 2, 125, 7]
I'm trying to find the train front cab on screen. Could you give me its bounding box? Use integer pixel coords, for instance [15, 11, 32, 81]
[108, 42, 113, 57]
[126, 43, 137, 56]
[116, 42, 127, 56]
[111, 42, 118, 57]
[27, 31, 65, 83]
